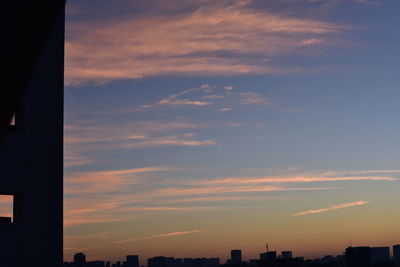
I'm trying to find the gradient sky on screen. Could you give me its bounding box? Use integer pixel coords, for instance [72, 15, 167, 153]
[63, 0, 400, 263]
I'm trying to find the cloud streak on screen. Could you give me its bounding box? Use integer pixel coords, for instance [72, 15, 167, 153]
[155, 185, 333, 197]
[141, 84, 272, 111]
[293, 200, 370, 216]
[126, 138, 217, 149]
[142, 84, 212, 108]
[66, 166, 180, 195]
[64, 120, 217, 167]
[114, 230, 204, 244]
[64, 166, 397, 226]
[194, 175, 397, 185]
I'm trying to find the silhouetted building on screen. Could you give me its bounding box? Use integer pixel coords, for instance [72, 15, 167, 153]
[0, 1, 65, 267]
[260, 251, 277, 260]
[148, 256, 182, 267]
[193, 258, 219, 267]
[394, 245, 400, 265]
[127, 255, 140, 267]
[371, 247, 390, 266]
[88, 261, 106, 267]
[345, 246, 371, 267]
[281, 251, 293, 259]
[74, 252, 87, 266]
[249, 259, 258, 267]
[231, 250, 242, 264]
[184, 258, 194, 267]
[259, 251, 278, 267]
[0, 216, 12, 223]
[175, 258, 183, 267]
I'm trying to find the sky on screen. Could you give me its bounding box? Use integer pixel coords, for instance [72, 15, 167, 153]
[62, 0, 400, 263]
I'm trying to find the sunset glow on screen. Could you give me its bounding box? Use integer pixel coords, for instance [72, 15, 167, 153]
[64, 0, 400, 263]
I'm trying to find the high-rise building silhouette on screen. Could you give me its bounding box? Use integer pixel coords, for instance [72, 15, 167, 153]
[0, 1, 65, 267]
[231, 250, 242, 264]
[148, 256, 182, 267]
[281, 251, 293, 260]
[127, 255, 140, 267]
[371, 247, 390, 266]
[345, 246, 371, 267]
[260, 251, 277, 260]
[394, 245, 400, 266]
[74, 252, 87, 266]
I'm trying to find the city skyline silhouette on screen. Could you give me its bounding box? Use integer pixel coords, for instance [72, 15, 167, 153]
[63, 244, 400, 267]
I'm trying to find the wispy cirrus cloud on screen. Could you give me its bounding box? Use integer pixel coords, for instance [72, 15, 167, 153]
[64, 81, 276, 167]
[65, 165, 343, 227]
[141, 84, 272, 113]
[114, 230, 204, 244]
[154, 185, 333, 197]
[193, 175, 397, 185]
[65, 121, 204, 146]
[63, 165, 398, 227]
[65, 232, 111, 241]
[142, 84, 212, 108]
[125, 137, 217, 149]
[64, 120, 217, 167]
[66, 166, 179, 195]
[321, 169, 400, 176]
[66, 0, 348, 86]
[65, 230, 205, 254]
[293, 200, 370, 216]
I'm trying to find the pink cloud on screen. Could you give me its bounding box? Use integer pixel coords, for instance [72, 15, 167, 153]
[293, 200, 370, 216]
[66, 166, 178, 195]
[194, 175, 396, 185]
[65, 2, 347, 85]
[114, 230, 204, 244]
[154, 185, 333, 197]
[298, 38, 323, 46]
[125, 137, 217, 149]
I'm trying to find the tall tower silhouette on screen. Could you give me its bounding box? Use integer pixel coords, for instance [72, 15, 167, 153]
[0, 1, 65, 266]
[231, 250, 242, 264]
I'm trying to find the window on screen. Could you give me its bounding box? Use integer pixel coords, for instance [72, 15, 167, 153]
[0, 195, 13, 223]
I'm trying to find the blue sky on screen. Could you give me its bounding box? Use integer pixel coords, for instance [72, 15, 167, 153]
[63, 0, 400, 262]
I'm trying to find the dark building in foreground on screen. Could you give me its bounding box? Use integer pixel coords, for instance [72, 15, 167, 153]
[148, 256, 220, 267]
[231, 250, 243, 264]
[148, 256, 182, 267]
[127, 255, 140, 267]
[0, 1, 65, 267]
[281, 251, 293, 260]
[75, 253, 87, 266]
[394, 245, 400, 266]
[371, 247, 390, 267]
[345, 246, 371, 267]
[260, 251, 277, 260]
